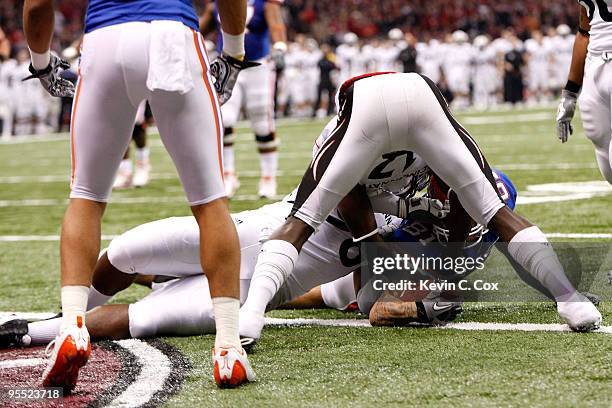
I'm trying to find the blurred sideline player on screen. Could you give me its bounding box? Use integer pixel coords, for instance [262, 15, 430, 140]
[114, 101, 152, 189]
[202, 0, 287, 198]
[23, 0, 256, 390]
[239, 72, 602, 341]
[556, 2, 612, 185]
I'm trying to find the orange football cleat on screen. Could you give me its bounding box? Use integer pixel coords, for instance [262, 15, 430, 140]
[41, 316, 91, 394]
[212, 346, 256, 388]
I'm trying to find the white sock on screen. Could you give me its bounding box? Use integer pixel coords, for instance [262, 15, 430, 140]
[135, 147, 149, 162]
[28, 318, 62, 345]
[223, 145, 235, 174]
[507, 226, 577, 301]
[61, 285, 89, 331]
[29, 49, 50, 70]
[119, 159, 133, 174]
[242, 240, 299, 315]
[259, 151, 278, 179]
[87, 286, 113, 310]
[212, 297, 241, 349]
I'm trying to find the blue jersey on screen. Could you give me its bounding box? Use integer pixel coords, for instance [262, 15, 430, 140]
[390, 169, 518, 276]
[84, 0, 199, 34]
[216, 0, 277, 60]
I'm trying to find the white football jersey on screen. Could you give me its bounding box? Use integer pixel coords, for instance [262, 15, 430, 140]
[525, 38, 551, 64]
[313, 116, 429, 198]
[580, 0, 612, 53]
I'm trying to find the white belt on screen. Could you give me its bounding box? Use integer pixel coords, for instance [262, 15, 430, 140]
[588, 50, 612, 61]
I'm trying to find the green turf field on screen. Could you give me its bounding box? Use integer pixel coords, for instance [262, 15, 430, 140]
[1, 106, 611, 407]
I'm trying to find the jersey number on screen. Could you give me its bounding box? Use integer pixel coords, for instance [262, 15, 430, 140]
[368, 151, 416, 180]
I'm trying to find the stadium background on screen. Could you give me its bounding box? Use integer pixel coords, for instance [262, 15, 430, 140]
[0, 1, 611, 407]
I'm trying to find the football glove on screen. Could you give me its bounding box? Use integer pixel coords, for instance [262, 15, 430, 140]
[23, 53, 74, 98]
[398, 196, 449, 221]
[556, 89, 578, 143]
[418, 290, 463, 324]
[210, 53, 259, 105]
[271, 41, 287, 72]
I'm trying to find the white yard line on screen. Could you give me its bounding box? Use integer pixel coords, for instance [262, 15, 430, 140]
[105, 339, 172, 408]
[0, 235, 118, 242]
[0, 170, 305, 184]
[0, 194, 285, 207]
[0, 358, 46, 369]
[0, 232, 609, 242]
[461, 112, 552, 125]
[265, 318, 612, 334]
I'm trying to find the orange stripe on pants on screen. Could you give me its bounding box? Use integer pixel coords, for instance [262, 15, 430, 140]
[70, 77, 84, 189]
[192, 31, 224, 180]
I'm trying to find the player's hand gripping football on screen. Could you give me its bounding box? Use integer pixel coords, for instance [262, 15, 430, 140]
[23, 53, 74, 98]
[556, 89, 578, 143]
[210, 54, 260, 105]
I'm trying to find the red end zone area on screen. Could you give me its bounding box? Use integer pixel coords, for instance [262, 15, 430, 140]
[0, 344, 121, 407]
[0, 339, 190, 408]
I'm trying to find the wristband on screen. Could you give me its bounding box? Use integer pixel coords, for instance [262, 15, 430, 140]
[29, 49, 50, 70]
[222, 30, 245, 60]
[578, 27, 590, 36]
[564, 80, 581, 94]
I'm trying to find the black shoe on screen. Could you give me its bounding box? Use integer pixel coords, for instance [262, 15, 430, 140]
[0, 319, 29, 348]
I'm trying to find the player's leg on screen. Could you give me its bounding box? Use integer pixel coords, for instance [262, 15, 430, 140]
[414, 75, 601, 331]
[245, 61, 279, 198]
[47, 24, 147, 391]
[114, 146, 133, 189]
[149, 29, 252, 385]
[221, 76, 244, 197]
[132, 100, 152, 187]
[240, 83, 387, 338]
[579, 62, 612, 185]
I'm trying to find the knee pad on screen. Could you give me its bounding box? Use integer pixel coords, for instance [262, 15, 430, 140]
[255, 132, 278, 150]
[106, 229, 153, 274]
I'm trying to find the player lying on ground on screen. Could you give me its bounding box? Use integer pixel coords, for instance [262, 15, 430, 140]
[556, 2, 612, 185]
[0, 178, 458, 347]
[2, 170, 597, 346]
[239, 72, 603, 341]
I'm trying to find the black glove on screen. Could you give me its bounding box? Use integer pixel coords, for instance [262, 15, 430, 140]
[23, 53, 74, 98]
[210, 53, 260, 105]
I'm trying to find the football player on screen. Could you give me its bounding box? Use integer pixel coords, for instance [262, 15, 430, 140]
[0, 170, 515, 348]
[23, 0, 256, 390]
[239, 72, 603, 341]
[113, 101, 152, 189]
[202, 0, 288, 198]
[556, 1, 612, 185]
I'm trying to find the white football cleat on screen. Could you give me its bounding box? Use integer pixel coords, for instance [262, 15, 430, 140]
[224, 172, 240, 198]
[239, 308, 266, 340]
[113, 167, 133, 189]
[42, 317, 91, 393]
[133, 159, 151, 187]
[557, 292, 602, 332]
[212, 346, 256, 388]
[258, 176, 277, 198]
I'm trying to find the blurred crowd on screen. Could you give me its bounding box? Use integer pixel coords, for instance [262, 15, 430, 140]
[0, 0, 580, 137]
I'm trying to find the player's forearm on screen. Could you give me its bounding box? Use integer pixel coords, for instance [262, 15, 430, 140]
[23, 0, 55, 53]
[217, 0, 246, 35]
[265, 3, 287, 44]
[566, 32, 589, 87]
